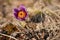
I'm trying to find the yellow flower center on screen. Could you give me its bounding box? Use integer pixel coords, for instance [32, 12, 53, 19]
[18, 11, 26, 18]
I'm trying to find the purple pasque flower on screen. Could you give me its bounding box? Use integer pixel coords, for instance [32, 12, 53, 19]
[14, 5, 28, 21]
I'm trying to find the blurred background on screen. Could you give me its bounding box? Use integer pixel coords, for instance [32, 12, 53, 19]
[0, 0, 60, 40]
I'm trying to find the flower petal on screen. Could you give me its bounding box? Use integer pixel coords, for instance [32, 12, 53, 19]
[14, 13, 18, 18]
[14, 8, 19, 13]
[19, 5, 26, 11]
[18, 17, 25, 21]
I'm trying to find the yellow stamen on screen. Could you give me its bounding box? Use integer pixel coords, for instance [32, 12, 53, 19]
[18, 11, 26, 18]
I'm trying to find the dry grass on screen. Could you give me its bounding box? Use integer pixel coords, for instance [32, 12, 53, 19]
[0, 0, 60, 40]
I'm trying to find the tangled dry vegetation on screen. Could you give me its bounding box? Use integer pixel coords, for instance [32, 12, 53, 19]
[0, 0, 60, 40]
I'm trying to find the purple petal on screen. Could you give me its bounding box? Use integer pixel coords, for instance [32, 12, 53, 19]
[14, 13, 18, 18]
[18, 17, 25, 21]
[19, 5, 26, 9]
[19, 5, 26, 12]
[14, 8, 19, 13]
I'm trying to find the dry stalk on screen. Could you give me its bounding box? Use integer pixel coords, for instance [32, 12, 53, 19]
[0, 33, 18, 40]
